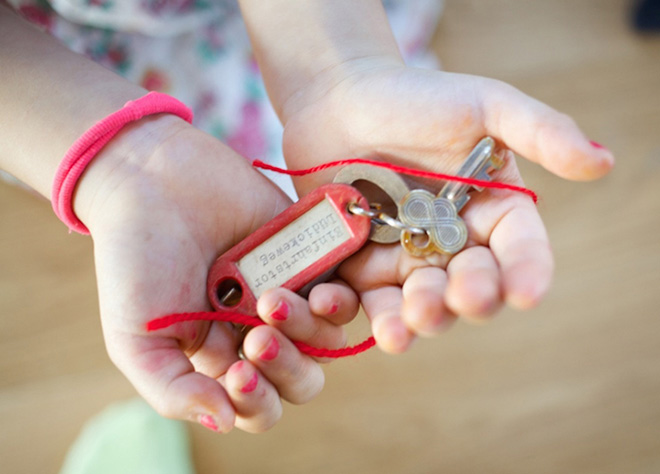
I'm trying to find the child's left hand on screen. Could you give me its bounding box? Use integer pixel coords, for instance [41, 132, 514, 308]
[75, 116, 359, 433]
[279, 65, 614, 353]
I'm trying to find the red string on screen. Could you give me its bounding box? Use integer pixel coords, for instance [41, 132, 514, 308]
[253, 158, 538, 203]
[146, 311, 376, 358]
[147, 312, 264, 331]
[148, 153, 538, 359]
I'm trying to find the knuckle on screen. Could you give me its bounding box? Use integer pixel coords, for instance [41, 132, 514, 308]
[245, 407, 283, 434]
[288, 369, 325, 405]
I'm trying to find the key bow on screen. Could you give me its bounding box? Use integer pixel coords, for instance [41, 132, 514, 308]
[399, 189, 468, 256]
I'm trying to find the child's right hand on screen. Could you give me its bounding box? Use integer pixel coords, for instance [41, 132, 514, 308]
[237, 0, 614, 354]
[73, 115, 359, 433]
[278, 65, 615, 354]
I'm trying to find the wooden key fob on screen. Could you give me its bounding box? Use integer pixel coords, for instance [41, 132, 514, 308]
[207, 184, 371, 316]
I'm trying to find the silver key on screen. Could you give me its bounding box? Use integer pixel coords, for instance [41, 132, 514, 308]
[437, 137, 504, 212]
[398, 137, 505, 256]
[333, 164, 413, 243]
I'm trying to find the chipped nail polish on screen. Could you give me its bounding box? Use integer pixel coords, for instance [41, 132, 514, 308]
[589, 140, 607, 150]
[270, 301, 289, 321]
[199, 414, 219, 432]
[259, 337, 280, 361]
[240, 372, 258, 393]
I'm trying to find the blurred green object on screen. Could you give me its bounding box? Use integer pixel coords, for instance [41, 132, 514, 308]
[59, 398, 196, 474]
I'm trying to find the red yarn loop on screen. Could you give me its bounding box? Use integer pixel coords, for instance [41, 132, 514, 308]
[146, 311, 376, 358]
[252, 158, 538, 203]
[148, 146, 539, 358]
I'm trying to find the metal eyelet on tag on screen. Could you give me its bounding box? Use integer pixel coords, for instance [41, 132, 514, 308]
[207, 183, 371, 316]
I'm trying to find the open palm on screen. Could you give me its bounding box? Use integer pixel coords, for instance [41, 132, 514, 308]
[281, 66, 614, 353]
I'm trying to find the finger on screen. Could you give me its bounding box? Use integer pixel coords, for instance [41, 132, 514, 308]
[361, 285, 416, 354]
[339, 243, 451, 353]
[337, 243, 403, 293]
[481, 78, 614, 181]
[488, 202, 554, 310]
[256, 288, 348, 351]
[401, 266, 456, 336]
[188, 321, 241, 378]
[457, 156, 553, 310]
[224, 360, 283, 433]
[338, 242, 451, 292]
[307, 280, 360, 326]
[242, 325, 325, 404]
[445, 245, 502, 321]
[109, 334, 236, 433]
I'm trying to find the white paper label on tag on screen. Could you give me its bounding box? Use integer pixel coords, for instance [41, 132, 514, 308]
[237, 198, 351, 298]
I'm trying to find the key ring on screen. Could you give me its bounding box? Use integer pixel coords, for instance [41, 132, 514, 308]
[347, 202, 427, 236]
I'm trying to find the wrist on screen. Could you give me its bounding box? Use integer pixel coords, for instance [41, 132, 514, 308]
[280, 55, 404, 126]
[239, 0, 404, 123]
[73, 113, 190, 234]
[51, 92, 194, 235]
[75, 115, 292, 247]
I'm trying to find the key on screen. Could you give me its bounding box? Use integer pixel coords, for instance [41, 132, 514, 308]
[436, 136, 504, 212]
[207, 183, 371, 316]
[398, 137, 505, 256]
[333, 163, 411, 244]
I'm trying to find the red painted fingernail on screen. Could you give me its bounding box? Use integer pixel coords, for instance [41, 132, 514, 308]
[270, 301, 289, 321]
[240, 372, 258, 393]
[199, 415, 219, 432]
[589, 140, 608, 150]
[259, 337, 280, 361]
[329, 302, 339, 314]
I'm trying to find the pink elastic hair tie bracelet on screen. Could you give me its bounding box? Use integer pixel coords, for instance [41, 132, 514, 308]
[51, 91, 194, 235]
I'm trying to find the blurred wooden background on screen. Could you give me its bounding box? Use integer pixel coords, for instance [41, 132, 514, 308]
[1, 0, 659, 472]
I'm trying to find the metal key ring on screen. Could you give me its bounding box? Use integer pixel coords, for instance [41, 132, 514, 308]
[347, 203, 427, 237]
[347, 202, 380, 219]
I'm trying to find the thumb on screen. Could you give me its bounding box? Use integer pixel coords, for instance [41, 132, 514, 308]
[481, 79, 614, 181]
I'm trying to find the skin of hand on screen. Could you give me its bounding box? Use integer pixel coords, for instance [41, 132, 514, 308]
[0, 6, 360, 434]
[277, 63, 615, 354]
[71, 114, 359, 433]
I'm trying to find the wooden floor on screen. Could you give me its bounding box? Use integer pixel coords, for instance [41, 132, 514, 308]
[2, 1, 659, 472]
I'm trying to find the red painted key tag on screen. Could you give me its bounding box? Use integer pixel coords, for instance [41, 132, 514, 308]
[207, 184, 371, 316]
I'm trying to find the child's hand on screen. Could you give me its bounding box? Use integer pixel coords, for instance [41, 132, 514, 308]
[75, 116, 359, 432]
[0, 6, 360, 432]
[279, 65, 615, 353]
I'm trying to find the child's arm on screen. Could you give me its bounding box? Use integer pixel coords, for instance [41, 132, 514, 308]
[0, 6, 357, 432]
[238, 0, 615, 352]
[0, 4, 144, 196]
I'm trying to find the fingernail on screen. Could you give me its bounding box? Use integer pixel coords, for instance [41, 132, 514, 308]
[270, 301, 289, 321]
[329, 302, 339, 314]
[589, 140, 608, 151]
[230, 360, 245, 373]
[199, 414, 220, 432]
[240, 372, 259, 393]
[590, 140, 615, 168]
[259, 337, 280, 361]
